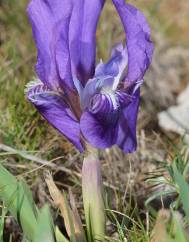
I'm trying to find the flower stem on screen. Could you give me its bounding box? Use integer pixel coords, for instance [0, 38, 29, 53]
[82, 146, 105, 242]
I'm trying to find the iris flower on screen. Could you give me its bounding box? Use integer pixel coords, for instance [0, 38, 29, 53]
[26, 0, 153, 153]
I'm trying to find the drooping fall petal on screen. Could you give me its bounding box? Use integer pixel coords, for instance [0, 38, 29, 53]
[116, 89, 140, 153]
[80, 109, 119, 149]
[26, 81, 84, 151]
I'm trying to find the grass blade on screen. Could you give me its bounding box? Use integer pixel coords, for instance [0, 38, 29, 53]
[173, 166, 189, 222]
[33, 205, 55, 242]
[55, 226, 69, 242]
[45, 171, 86, 242]
[0, 164, 38, 240]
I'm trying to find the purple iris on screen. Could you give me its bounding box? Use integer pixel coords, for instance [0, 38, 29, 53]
[26, 0, 153, 153]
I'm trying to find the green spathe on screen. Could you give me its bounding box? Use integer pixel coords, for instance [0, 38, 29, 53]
[82, 148, 105, 242]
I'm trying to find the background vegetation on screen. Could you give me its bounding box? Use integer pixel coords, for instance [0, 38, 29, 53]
[0, 0, 189, 241]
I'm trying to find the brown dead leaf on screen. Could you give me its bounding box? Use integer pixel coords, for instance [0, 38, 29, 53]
[151, 209, 172, 242]
[44, 171, 86, 242]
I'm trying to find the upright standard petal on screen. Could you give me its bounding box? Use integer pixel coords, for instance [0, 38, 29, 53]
[112, 0, 154, 83]
[26, 81, 84, 152]
[69, 0, 105, 85]
[95, 44, 128, 90]
[80, 45, 128, 110]
[27, 0, 74, 91]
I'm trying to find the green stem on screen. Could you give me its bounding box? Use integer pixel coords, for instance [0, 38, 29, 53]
[82, 147, 105, 242]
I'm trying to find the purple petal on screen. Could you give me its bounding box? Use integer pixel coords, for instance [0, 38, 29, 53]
[26, 81, 84, 152]
[80, 76, 114, 109]
[27, 0, 74, 91]
[95, 59, 119, 78]
[95, 44, 128, 91]
[112, 0, 154, 83]
[80, 90, 120, 148]
[80, 111, 118, 149]
[116, 91, 135, 108]
[80, 89, 139, 152]
[80, 44, 128, 109]
[116, 89, 140, 153]
[69, 0, 105, 85]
